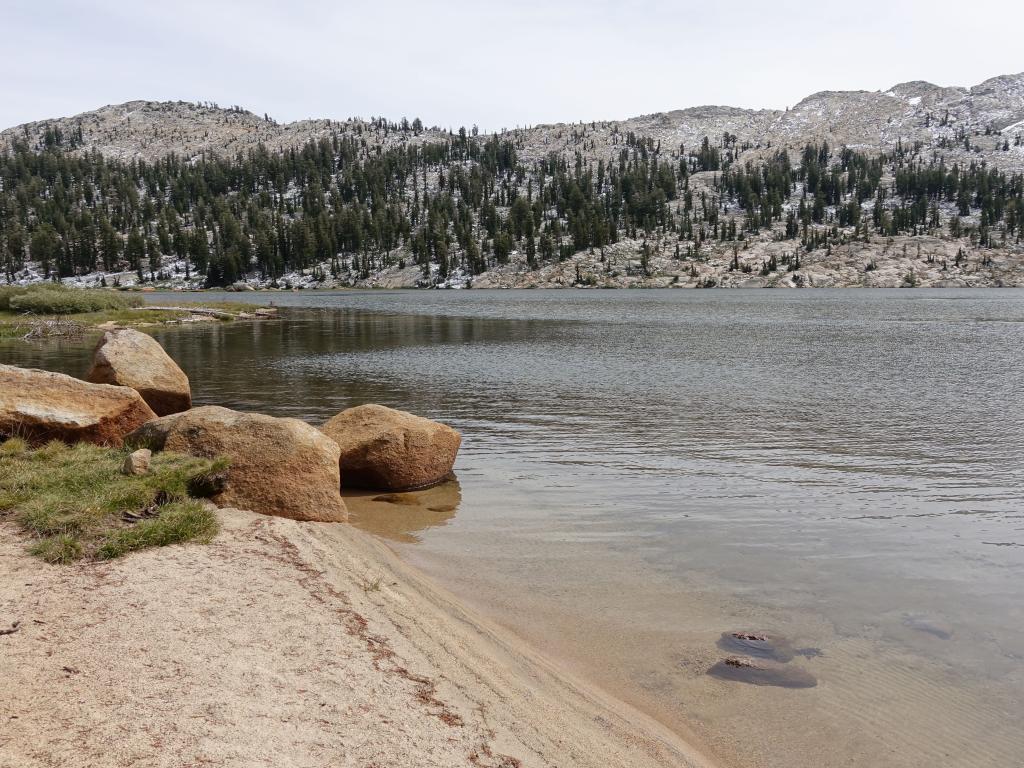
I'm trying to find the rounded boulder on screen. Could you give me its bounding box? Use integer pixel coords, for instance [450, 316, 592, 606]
[127, 406, 347, 522]
[86, 329, 191, 416]
[321, 404, 461, 491]
[0, 364, 156, 446]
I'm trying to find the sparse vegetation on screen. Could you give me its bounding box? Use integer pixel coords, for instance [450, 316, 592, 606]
[0, 283, 142, 313]
[95, 501, 217, 560]
[0, 284, 275, 338]
[0, 438, 225, 563]
[2, 98, 1022, 291]
[359, 575, 384, 593]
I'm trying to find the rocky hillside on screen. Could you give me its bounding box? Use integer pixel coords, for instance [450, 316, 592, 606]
[1, 74, 1023, 290]
[5, 74, 1022, 169]
[506, 73, 1024, 173]
[0, 100, 449, 162]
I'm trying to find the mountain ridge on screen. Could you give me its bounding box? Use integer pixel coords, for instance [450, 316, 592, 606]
[2, 72, 1023, 291]
[4, 72, 1023, 168]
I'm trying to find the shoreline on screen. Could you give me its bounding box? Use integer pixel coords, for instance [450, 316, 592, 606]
[0, 283, 278, 341]
[0, 507, 720, 768]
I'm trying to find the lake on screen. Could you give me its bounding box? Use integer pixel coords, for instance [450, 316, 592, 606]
[4, 288, 1022, 768]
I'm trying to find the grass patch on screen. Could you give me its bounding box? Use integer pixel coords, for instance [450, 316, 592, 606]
[0, 287, 276, 340]
[29, 534, 82, 564]
[1, 283, 142, 314]
[0, 285, 33, 311]
[96, 500, 217, 559]
[0, 316, 29, 338]
[0, 439, 226, 563]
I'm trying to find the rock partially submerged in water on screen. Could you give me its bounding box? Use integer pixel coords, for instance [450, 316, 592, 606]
[128, 406, 347, 522]
[709, 630, 820, 688]
[86, 329, 191, 416]
[0, 364, 156, 447]
[717, 631, 796, 662]
[321, 404, 461, 491]
[708, 656, 818, 688]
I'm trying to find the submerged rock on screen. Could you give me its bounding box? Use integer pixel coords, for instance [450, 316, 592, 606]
[86, 329, 191, 416]
[344, 479, 462, 544]
[0, 364, 156, 446]
[371, 493, 422, 506]
[127, 406, 347, 522]
[321, 404, 461, 491]
[708, 656, 818, 689]
[902, 614, 953, 640]
[794, 646, 824, 659]
[716, 631, 796, 662]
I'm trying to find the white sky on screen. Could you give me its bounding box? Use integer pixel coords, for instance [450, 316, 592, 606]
[4, 0, 1023, 132]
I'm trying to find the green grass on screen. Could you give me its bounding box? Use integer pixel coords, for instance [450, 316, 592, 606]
[0, 285, 275, 339]
[1, 283, 143, 314]
[0, 438, 226, 563]
[0, 315, 30, 338]
[0, 285, 30, 311]
[95, 501, 217, 559]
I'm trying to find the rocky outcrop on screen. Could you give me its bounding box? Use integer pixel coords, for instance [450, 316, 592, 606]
[321, 405, 461, 491]
[0, 364, 156, 446]
[86, 329, 191, 416]
[127, 406, 346, 522]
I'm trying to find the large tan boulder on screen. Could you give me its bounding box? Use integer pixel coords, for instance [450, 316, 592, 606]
[0, 364, 156, 446]
[86, 329, 191, 416]
[127, 406, 347, 522]
[321, 404, 461, 491]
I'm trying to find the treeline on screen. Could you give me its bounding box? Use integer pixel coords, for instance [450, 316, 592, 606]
[711, 141, 1022, 251]
[0, 132, 686, 284]
[1, 128, 1021, 286]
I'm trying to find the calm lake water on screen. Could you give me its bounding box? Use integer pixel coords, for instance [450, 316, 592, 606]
[4, 288, 1023, 767]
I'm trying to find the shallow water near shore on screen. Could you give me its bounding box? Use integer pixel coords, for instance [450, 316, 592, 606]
[4, 288, 1023, 768]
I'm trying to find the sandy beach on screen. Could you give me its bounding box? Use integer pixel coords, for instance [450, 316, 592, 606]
[0, 508, 717, 768]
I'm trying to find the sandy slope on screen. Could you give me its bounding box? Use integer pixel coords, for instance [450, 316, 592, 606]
[0, 509, 716, 768]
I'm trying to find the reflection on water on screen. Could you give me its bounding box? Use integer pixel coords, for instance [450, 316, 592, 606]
[2, 288, 1023, 768]
[345, 479, 462, 543]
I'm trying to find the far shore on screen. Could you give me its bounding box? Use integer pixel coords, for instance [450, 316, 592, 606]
[0, 506, 719, 768]
[0, 286, 278, 341]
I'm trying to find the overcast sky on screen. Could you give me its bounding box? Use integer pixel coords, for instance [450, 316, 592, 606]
[5, 0, 1023, 131]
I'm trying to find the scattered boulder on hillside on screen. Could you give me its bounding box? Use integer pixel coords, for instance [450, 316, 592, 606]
[86, 329, 191, 416]
[321, 404, 461, 491]
[127, 406, 347, 522]
[0, 364, 156, 446]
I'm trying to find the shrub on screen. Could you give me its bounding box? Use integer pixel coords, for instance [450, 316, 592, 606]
[5, 284, 143, 314]
[0, 285, 31, 310]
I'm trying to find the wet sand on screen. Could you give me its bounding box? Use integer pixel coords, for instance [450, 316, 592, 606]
[398, 548, 1024, 768]
[349, 486, 1024, 768]
[0, 509, 716, 768]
